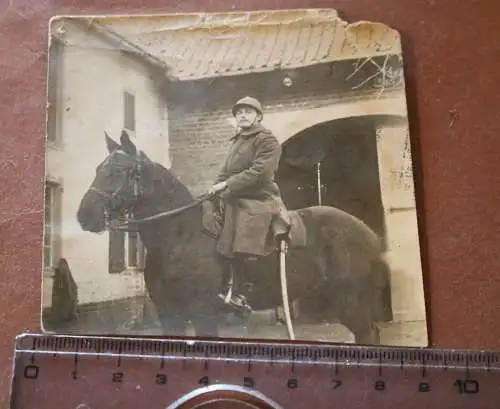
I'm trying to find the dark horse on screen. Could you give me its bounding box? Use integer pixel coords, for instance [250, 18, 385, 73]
[77, 130, 391, 344]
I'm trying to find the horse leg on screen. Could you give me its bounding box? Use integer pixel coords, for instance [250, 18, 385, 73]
[155, 306, 187, 336]
[334, 278, 381, 345]
[320, 243, 381, 344]
[190, 303, 220, 338]
[342, 308, 380, 345]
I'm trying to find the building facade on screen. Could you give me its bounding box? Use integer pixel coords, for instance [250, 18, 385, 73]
[44, 20, 170, 319]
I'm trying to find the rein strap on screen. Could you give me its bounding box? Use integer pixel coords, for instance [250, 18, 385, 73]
[107, 192, 216, 230]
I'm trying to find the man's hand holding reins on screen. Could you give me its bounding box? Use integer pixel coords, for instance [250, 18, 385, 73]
[209, 181, 228, 195]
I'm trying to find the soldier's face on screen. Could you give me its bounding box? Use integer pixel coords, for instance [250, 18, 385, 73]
[235, 106, 259, 128]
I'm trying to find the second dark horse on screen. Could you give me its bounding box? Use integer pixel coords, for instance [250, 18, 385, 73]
[76, 130, 391, 344]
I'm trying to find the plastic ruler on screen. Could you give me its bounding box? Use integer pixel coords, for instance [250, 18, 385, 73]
[8, 333, 500, 409]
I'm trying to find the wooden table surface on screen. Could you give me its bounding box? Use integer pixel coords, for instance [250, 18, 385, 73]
[1, 0, 500, 408]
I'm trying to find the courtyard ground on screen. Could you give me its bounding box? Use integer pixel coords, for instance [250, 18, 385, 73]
[44, 300, 428, 347]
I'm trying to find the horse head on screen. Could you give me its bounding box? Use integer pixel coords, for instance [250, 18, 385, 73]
[77, 130, 154, 233]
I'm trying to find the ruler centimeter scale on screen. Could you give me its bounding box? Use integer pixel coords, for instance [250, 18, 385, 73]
[9, 333, 500, 409]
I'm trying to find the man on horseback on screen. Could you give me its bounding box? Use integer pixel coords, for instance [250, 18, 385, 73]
[209, 96, 291, 313]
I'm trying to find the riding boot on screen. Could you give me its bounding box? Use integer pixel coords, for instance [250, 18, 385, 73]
[226, 254, 259, 315]
[216, 255, 233, 295]
[217, 254, 253, 318]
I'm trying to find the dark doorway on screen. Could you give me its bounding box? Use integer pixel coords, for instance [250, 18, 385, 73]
[277, 116, 386, 244]
[276, 116, 392, 323]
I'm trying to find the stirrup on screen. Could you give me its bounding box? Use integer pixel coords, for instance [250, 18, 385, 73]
[231, 294, 251, 308]
[218, 285, 233, 304]
[218, 292, 252, 316]
[218, 292, 251, 308]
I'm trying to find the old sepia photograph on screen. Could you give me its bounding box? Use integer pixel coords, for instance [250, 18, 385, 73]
[42, 9, 428, 346]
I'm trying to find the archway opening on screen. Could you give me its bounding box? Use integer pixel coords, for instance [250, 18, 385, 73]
[275, 115, 403, 324]
[277, 115, 388, 245]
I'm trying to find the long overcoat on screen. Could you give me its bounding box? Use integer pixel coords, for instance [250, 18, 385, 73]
[213, 122, 289, 257]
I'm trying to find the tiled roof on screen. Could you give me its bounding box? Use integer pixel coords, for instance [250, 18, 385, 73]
[95, 9, 401, 81]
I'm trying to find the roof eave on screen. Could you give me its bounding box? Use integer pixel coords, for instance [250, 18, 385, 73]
[61, 17, 179, 81]
[169, 51, 402, 82]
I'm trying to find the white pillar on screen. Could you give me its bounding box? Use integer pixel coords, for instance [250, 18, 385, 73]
[375, 124, 426, 323]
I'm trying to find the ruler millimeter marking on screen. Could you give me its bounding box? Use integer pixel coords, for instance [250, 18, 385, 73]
[13, 333, 499, 368]
[9, 333, 500, 409]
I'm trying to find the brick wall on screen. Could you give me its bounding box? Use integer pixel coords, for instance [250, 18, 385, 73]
[166, 56, 403, 195]
[167, 109, 235, 193]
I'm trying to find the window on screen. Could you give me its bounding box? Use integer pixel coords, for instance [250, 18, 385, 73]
[44, 181, 61, 273]
[127, 232, 138, 267]
[123, 91, 136, 132]
[108, 227, 145, 273]
[108, 230, 125, 273]
[126, 231, 146, 269]
[108, 90, 145, 273]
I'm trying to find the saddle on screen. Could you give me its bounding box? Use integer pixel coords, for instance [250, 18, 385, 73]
[201, 200, 307, 249]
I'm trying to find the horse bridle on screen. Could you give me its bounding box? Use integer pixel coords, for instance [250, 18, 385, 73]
[89, 151, 143, 231]
[89, 167, 142, 200]
[90, 150, 216, 232]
